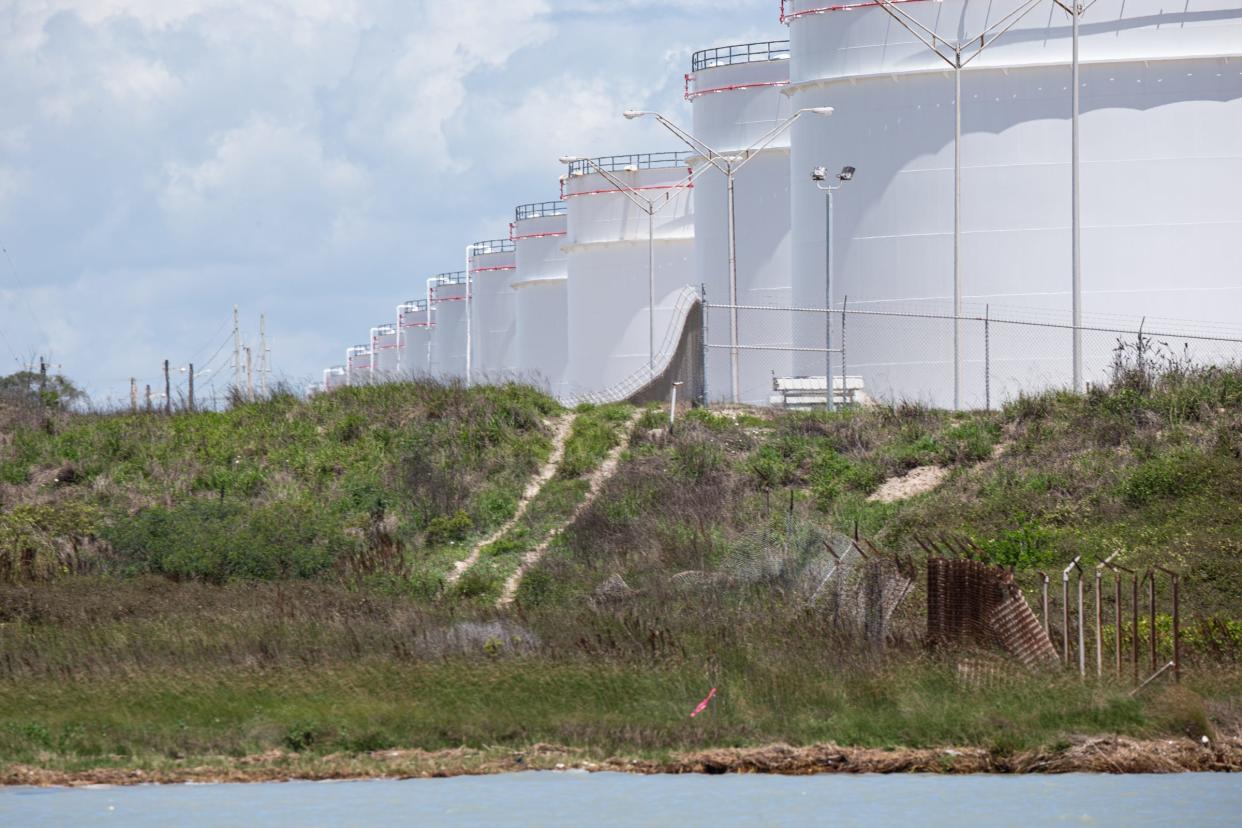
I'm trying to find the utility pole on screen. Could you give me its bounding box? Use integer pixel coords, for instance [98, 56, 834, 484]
[38, 357, 47, 398]
[259, 314, 269, 397]
[188, 363, 195, 412]
[130, 378, 138, 413]
[244, 346, 255, 403]
[163, 359, 171, 415]
[145, 384, 152, 414]
[232, 304, 242, 394]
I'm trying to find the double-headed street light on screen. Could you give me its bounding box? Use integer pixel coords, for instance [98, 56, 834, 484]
[557, 153, 706, 377]
[624, 107, 833, 403]
[812, 165, 855, 412]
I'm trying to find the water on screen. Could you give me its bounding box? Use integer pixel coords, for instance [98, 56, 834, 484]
[3, 772, 1240, 827]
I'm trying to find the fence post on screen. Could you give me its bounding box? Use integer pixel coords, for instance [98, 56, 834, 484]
[1132, 574, 1140, 686]
[700, 283, 709, 407]
[984, 304, 991, 411]
[841, 295, 848, 402]
[1038, 571, 1050, 638]
[1172, 573, 1181, 683]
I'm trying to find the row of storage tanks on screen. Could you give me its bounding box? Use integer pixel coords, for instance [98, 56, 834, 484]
[324, 0, 1242, 407]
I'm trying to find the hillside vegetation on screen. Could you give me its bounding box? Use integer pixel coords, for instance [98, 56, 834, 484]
[1, 359, 1241, 778]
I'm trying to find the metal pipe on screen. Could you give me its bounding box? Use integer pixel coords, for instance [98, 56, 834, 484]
[1077, 573, 1086, 677]
[464, 244, 473, 386]
[825, 186, 834, 412]
[1094, 565, 1103, 678]
[727, 172, 739, 400]
[841, 295, 848, 402]
[649, 208, 656, 376]
[1071, 2, 1083, 394]
[1038, 571, 1050, 638]
[700, 283, 709, 405]
[953, 63, 962, 411]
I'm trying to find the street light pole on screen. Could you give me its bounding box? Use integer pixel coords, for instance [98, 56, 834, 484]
[873, 0, 1045, 410]
[1071, 1, 1083, 393]
[625, 107, 834, 403]
[814, 165, 855, 412]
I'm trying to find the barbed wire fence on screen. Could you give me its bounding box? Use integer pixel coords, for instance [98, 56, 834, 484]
[701, 294, 1242, 410]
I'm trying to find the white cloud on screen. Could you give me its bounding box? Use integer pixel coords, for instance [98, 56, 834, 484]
[161, 118, 370, 260]
[0, 0, 771, 398]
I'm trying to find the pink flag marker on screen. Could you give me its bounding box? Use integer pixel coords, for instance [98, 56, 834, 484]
[690, 687, 717, 718]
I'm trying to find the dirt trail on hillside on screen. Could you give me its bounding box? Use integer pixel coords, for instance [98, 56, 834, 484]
[496, 410, 642, 607]
[446, 414, 575, 586]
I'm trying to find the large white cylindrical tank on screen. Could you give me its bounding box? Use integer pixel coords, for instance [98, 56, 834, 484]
[688, 40, 793, 404]
[562, 152, 697, 398]
[397, 299, 432, 379]
[429, 272, 468, 380]
[323, 365, 347, 392]
[468, 239, 518, 382]
[511, 201, 569, 395]
[370, 323, 399, 381]
[786, 0, 1242, 407]
[345, 345, 373, 387]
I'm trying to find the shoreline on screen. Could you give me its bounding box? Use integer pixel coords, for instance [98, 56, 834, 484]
[5, 737, 1241, 787]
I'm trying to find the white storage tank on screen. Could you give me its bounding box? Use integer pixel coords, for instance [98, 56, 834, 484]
[345, 345, 373, 387]
[688, 39, 793, 404]
[323, 365, 347, 392]
[511, 201, 569, 395]
[784, 0, 1242, 407]
[562, 152, 697, 398]
[468, 238, 519, 382]
[397, 298, 432, 379]
[429, 271, 468, 380]
[370, 323, 399, 381]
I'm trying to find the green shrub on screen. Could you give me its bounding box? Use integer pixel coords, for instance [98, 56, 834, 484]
[425, 510, 473, 546]
[102, 499, 341, 582]
[1118, 450, 1212, 508]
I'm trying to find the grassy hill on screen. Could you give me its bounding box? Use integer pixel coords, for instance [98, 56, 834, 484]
[1, 364, 1241, 780]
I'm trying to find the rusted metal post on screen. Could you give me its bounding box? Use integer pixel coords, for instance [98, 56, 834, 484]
[1148, 570, 1157, 673]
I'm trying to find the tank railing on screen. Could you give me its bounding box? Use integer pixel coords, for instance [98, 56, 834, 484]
[469, 239, 516, 256]
[566, 151, 693, 176]
[691, 40, 789, 72]
[346, 345, 371, 356]
[515, 201, 567, 221]
[372, 324, 397, 335]
[562, 285, 701, 407]
[325, 366, 346, 375]
[434, 271, 467, 285]
[399, 299, 429, 312]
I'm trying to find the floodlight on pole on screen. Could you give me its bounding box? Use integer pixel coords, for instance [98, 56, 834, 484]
[814, 164, 856, 412]
[627, 106, 832, 403]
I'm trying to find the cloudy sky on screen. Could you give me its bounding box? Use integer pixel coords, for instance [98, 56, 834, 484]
[0, 0, 775, 405]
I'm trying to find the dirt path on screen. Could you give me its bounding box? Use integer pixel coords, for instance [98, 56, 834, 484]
[496, 410, 642, 607]
[445, 414, 575, 586]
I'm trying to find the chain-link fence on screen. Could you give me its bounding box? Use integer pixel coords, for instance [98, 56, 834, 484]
[702, 295, 1242, 409]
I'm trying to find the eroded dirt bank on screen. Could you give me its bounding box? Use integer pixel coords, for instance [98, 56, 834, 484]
[6, 736, 1241, 787]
